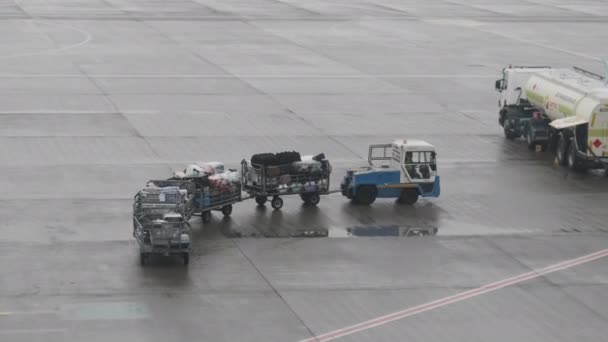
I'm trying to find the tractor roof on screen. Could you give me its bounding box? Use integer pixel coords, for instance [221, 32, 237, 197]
[393, 139, 435, 150]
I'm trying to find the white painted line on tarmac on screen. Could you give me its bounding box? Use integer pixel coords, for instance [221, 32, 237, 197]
[0, 74, 496, 79]
[0, 310, 58, 316]
[300, 248, 608, 342]
[434, 19, 601, 62]
[0, 21, 92, 60]
[0, 328, 66, 335]
[0, 110, 159, 115]
[479, 28, 601, 62]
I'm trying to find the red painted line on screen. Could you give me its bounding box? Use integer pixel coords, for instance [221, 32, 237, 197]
[300, 248, 608, 342]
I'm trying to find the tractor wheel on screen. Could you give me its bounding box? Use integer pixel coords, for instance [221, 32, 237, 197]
[354, 186, 377, 205]
[398, 189, 419, 205]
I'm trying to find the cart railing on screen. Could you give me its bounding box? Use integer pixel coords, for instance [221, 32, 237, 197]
[133, 215, 192, 252]
[146, 179, 197, 194]
[199, 183, 242, 210]
[241, 160, 331, 196]
[133, 192, 196, 221]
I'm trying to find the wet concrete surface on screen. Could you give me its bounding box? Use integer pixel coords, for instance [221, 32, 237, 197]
[1, 0, 608, 341]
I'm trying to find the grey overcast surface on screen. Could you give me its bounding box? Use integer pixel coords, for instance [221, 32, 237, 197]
[1, 0, 608, 341]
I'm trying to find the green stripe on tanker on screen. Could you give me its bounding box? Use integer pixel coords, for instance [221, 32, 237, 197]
[557, 104, 574, 117]
[525, 90, 545, 105]
[588, 129, 608, 137]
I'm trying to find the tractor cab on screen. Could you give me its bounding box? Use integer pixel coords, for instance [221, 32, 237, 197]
[341, 138, 440, 205]
[368, 139, 438, 185]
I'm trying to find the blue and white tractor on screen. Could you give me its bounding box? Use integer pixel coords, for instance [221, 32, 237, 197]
[340, 139, 440, 205]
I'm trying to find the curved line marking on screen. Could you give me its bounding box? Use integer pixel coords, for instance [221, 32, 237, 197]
[0, 21, 92, 60]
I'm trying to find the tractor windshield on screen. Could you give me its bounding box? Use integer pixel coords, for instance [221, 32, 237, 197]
[404, 151, 436, 180]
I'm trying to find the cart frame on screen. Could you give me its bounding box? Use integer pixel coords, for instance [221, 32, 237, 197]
[165, 175, 243, 223]
[241, 159, 332, 209]
[133, 213, 192, 266]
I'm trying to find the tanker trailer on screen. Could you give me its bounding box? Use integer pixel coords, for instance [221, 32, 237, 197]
[495, 66, 608, 171]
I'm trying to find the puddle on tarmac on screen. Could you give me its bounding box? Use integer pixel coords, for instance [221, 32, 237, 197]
[343, 224, 438, 237]
[220, 224, 438, 238]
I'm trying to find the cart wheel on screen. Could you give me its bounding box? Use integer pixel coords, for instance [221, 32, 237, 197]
[140, 253, 147, 266]
[255, 196, 267, 206]
[221, 205, 233, 217]
[183, 253, 189, 266]
[271, 196, 283, 210]
[307, 193, 320, 206]
[202, 211, 212, 223]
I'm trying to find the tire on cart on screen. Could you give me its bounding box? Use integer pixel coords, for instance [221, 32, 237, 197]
[271, 196, 284, 210]
[202, 211, 212, 223]
[301, 193, 320, 206]
[221, 204, 233, 217]
[183, 253, 189, 266]
[255, 196, 267, 206]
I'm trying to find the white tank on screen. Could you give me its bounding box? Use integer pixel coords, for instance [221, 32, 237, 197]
[524, 68, 608, 157]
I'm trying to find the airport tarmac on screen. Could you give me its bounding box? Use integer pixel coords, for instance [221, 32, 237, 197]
[1, 0, 607, 341]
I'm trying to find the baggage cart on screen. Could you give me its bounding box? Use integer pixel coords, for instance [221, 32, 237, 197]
[133, 184, 195, 266]
[240, 158, 332, 210]
[165, 175, 243, 223]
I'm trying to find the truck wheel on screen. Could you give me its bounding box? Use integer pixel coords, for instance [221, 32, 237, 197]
[526, 126, 536, 150]
[271, 196, 284, 210]
[556, 134, 570, 166]
[398, 189, 419, 205]
[567, 143, 586, 172]
[202, 211, 212, 223]
[499, 109, 506, 126]
[255, 196, 267, 206]
[354, 186, 377, 205]
[183, 253, 189, 266]
[504, 121, 515, 140]
[221, 205, 233, 217]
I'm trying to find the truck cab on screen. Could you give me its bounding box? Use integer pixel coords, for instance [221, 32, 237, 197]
[495, 65, 553, 144]
[340, 139, 440, 205]
[495, 65, 551, 108]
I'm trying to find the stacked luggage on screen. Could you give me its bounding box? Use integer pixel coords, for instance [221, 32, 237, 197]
[241, 151, 332, 209]
[172, 161, 242, 223]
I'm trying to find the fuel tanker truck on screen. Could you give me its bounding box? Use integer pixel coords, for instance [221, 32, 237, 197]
[495, 65, 608, 171]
